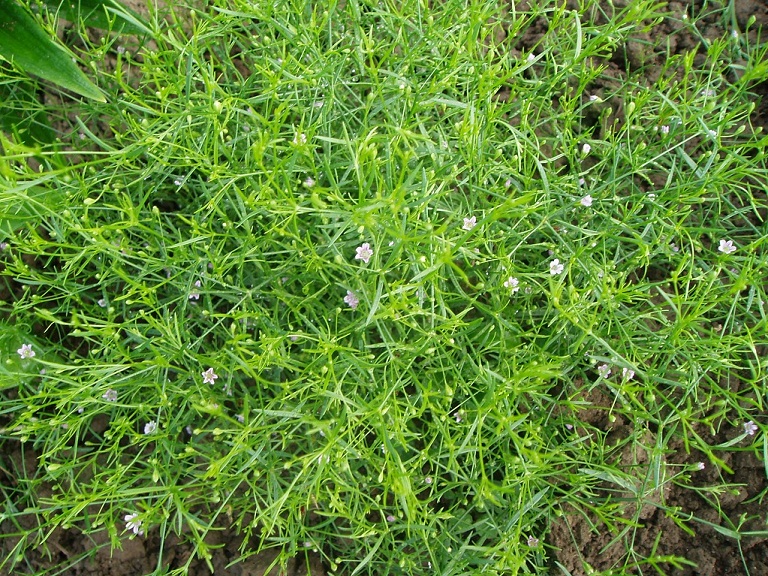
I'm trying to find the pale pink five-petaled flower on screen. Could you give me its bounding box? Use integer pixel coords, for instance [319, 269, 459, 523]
[718, 239, 736, 254]
[744, 421, 758, 436]
[189, 280, 202, 300]
[124, 513, 143, 536]
[355, 243, 373, 264]
[202, 367, 218, 385]
[344, 290, 360, 309]
[549, 259, 564, 275]
[462, 216, 477, 231]
[17, 344, 35, 359]
[503, 277, 520, 293]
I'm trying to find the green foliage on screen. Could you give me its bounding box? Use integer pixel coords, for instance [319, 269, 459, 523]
[0, 0, 767, 575]
[0, 181, 67, 241]
[42, 0, 152, 35]
[0, 0, 150, 102]
[0, 0, 105, 101]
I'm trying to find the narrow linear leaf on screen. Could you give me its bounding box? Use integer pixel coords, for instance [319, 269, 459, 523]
[0, 84, 55, 145]
[0, 183, 67, 241]
[42, 0, 152, 35]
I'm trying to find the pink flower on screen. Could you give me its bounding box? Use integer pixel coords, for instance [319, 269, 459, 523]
[202, 367, 218, 385]
[580, 195, 593, 207]
[124, 513, 143, 536]
[503, 277, 519, 293]
[189, 280, 202, 300]
[17, 344, 35, 359]
[462, 216, 477, 231]
[344, 290, 360, 309]
[718, 239, 736, 254]
[355, 243, 373, 264]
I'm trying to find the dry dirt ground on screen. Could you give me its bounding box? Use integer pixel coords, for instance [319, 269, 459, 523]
[2, 0, 768, 574]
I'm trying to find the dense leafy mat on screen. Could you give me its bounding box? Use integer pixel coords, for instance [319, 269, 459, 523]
[1, 0, 767, 575]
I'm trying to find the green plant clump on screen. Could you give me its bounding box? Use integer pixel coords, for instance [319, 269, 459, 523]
[1, 1, 767, 575]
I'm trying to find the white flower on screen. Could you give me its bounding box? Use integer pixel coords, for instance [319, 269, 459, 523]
[344, 290, 360, 309]
[97, 298, 107, 308]
[718, 239, 736, 254]
[293, 132, 307, 145]
[17, 344, 35, 359]
[202, 368, 218, 385]
[598, 364, 611, 378]
[580, 195, 593, 207]
[527, 535, 539, 547]
[549, 259, 564, 275]
[102, 389, 118, 402]
[303, 176, 315, 188]
[660, 125, 670, 134]
[462, 216, 477, 231]
[696, 462, 705, 470]
[503, 277, 520, 293]
[744, 421, 758, 436]
[621, 367, 635, 380]
[189, 280, 202, 300]
[124, 513, 143, 536]
[355, 243, 373, 264]
[144, 421, 157, 435]
[582, 143, 591, 155]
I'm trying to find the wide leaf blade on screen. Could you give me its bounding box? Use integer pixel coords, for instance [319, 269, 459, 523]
[0, 0, 106, 101]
